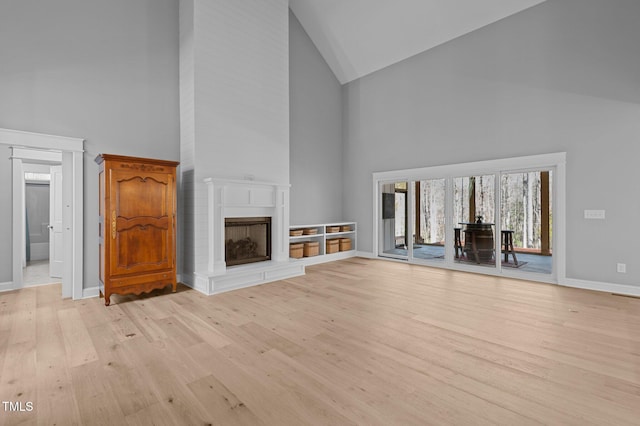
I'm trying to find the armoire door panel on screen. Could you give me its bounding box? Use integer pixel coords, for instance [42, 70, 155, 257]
[108, 169, 174, 275]
[114, 225, 170, 273]
[111, 171, 172, 218]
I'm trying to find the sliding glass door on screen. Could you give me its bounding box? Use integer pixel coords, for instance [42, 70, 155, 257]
[412, 179, 446, 263]
[453, 174, 496, 269]
[499, 170, 553, 275]
[374, 154, 564, 283]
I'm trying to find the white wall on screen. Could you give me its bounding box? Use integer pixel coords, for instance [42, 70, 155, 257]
[191, 0, 289, 184]
[0, 0, 180, 287]
[289, 10, 344, 225]
[343, 0, 640, 286]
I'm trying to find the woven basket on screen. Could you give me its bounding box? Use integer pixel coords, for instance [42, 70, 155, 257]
[339, 238, 352, 251]
[326, 239, 340, 254]
[290, 243, 304, 258]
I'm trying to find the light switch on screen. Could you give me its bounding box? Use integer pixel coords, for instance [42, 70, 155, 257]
[584, 210, 605, 219]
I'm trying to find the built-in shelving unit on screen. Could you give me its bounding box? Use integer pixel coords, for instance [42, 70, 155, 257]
[289, 222, 357, 265]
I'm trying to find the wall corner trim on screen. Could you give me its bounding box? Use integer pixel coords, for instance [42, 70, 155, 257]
[82, 286, 100, 299]
[0, 282, 14, 293]
[561, 278, 640, 297]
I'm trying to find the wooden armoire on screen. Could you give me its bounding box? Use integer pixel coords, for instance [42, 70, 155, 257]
[95, 154, 179, 306]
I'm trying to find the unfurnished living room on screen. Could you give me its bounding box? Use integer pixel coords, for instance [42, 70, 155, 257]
[1, 0, 639, 424]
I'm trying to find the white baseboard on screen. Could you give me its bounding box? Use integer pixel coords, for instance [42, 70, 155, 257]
[76, 266, 638, 302]
[181, 280, 197, 291]
[179, 272, 194, 287]
[82, 286, 100, 299]
[295, 250, 357, 266]
[357, 251, 409, 264]
[357, 253, 640, 298]
[355, 251, 375, 259]
[0, 281, 14, 292]
[561, 278, 640, 297]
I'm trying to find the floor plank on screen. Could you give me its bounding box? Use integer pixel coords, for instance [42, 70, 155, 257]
[35, 355, 81, 425]
[57, 308, 99, 368]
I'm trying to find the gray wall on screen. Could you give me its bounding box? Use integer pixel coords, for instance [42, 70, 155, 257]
[343, 0, 640, 286]
[289, 10, 344, 225]
[0, 0, 180, 287]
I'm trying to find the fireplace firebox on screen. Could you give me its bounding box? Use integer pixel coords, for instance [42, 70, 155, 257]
[224, 217, 271, 266]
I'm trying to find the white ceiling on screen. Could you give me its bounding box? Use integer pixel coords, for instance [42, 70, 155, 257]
[289, 0, 548, 84]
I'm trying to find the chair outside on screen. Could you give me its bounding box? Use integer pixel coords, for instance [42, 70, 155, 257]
[501, 230, 518, 265]
[454, 228, 463, 259]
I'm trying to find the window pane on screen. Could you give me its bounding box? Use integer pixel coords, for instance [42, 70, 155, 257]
[414, 179, 445, 262]
[454, 175, 495, 267]
[380, 182, 408, 259]
[500, 171, 552, 274]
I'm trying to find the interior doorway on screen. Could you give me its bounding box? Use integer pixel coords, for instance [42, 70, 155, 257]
[23, 163, 63, 286]
[1, 128, 84, 299]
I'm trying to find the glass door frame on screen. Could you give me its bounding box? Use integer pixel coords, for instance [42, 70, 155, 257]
[377, 179, 410, 261]
[495, 166, 557, 281]
[372, 153, 566, 284]
[409, 178, 451, 266]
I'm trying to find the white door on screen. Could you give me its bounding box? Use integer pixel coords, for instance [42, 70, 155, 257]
[49, 166, 63, 278]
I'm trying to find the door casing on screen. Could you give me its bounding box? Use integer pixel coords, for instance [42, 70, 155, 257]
[49, 165, 63, 279]
[1, 128, 84, 299]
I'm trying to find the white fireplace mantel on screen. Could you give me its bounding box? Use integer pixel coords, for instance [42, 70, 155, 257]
[192, 178, 304, 295]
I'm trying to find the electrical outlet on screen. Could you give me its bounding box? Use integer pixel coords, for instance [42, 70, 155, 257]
[617, 263, 626, 273]
[584, 210, 605, 219]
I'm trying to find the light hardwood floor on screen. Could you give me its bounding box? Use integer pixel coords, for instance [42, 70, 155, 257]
[1, 258, 639, 425]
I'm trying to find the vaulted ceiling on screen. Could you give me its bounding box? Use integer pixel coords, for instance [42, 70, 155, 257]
[289, 0, 548, 84]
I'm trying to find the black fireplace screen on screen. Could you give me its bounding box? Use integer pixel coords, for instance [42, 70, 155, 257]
[224, 217, 271, 266]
